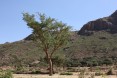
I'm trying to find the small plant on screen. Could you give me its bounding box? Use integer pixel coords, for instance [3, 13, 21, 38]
[30, 70, 41, 74]
[14, 66, 25, 74]
[30, 70, 49, 74]
[0, 70, 13, 78]
[60, 72, 73, 75]
[95, 72, 103, 76]
[78, 69, 85, 78]
[90, 74, 95, 78]
[101, 74, 106, 78]
[106, 69, 113, 75]
[95, 68, 103, 76]
[67, 67, 78, 72]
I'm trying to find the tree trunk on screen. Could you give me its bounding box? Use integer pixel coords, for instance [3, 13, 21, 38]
[52, 62, 55, 74]
[49, 58, 53, 76]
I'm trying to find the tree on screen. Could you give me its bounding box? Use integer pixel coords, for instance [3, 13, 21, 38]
[23, 13, 71, 76]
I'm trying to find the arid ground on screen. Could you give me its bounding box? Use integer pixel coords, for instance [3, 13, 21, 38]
[13, 74, 117, 78]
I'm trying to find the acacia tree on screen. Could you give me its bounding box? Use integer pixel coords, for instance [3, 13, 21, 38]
[23, 13, 71, 76]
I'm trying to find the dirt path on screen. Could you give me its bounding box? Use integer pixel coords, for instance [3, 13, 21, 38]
[13, 74, 117, 78]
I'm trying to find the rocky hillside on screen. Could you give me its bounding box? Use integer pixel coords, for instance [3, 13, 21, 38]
[1, 10, 117, 67]
[78, 10, 117, 35]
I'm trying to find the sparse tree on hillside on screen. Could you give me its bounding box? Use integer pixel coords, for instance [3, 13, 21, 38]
[23, 13, 71, 76]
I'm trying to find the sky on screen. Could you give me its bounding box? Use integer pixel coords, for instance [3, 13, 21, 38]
[0, 0, 117, 44]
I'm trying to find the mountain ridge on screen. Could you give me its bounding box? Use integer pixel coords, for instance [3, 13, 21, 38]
[78, 10, 117, 35]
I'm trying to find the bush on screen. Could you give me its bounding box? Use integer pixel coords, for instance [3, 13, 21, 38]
[65, 59, 81, 67]
[0, 70, 13, 78]
[30, 70, 48, 74]
[90, 74, 95, 78]
[80, 57, 99, 67]
[103, 59, 113, 65]
[14, 66, 25, 74]
[44, 55, 65, 67]
[67, 67, 78, 72]
[30, 70, 41, 74]
[106, 69, 113, 75]
[52, 56, 65, 66]
[95, 72, 103, 76]
[60, 72, 73, 75]
[78, 69, 85, 78]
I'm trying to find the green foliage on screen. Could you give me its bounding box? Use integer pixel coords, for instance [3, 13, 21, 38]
[23, 12, 71, 57]
[23, 13, 71, 52]
[23, 13, 71, 75]
[102, 59, 113, 65]
[1, 28, 117, 67]
[65, 31, 117, 67]
[11, 55, 26, 74]
[42, 55, 65, 67]
[64, 56, 113, 67]
[80, 57, 98, 66]
[52, 55, 65, 66]
[0, 41, 41, 67]
[0, 70, 13, 78]
[80, 57, 113, 67]
[65, 58, 81, 67]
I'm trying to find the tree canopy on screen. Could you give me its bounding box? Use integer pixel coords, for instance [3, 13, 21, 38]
[23, 13, 71, 75]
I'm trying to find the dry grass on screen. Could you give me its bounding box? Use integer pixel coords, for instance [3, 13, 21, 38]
[13, 74, 117, 78]
[12, 66, 117, 78]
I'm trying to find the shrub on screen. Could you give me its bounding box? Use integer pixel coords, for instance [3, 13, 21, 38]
[80, 57, 99, 67]
[14, 66, 25, 74]
[67, 67, 78, 72]
[30, 70, 41, 74]
[43, 55, 65, 67]
[103, 59, 113, 65]
[60, 72, 73, 75]
[65, 58, 81, 67]
[90, 74, 95, 78]
[52, 56, 65, 66]
[106, 69, 113, 75]
[95, 72, 103, 76]
[78, 69, 85, 78]
[0, 70, 13, 78]
[30, 70, 48, 74]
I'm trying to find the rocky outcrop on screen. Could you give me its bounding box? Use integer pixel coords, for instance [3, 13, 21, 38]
[78, 10, 117, 35]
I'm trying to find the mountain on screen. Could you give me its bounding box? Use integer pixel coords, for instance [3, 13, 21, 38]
[1, 10, 117, 67]
[78, 10, 117, 35]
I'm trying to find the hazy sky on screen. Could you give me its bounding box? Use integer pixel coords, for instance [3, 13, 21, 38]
[0, 0, 117, 44]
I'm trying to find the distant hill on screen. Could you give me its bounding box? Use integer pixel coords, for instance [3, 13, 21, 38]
[1, 10, 117, 67]
[78, 10, 117, 35]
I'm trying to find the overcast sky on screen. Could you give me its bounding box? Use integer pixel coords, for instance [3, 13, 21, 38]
[0, 0, 117, 44]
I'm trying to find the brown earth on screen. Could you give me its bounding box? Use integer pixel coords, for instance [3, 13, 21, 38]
[13, 74, 117, 78]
